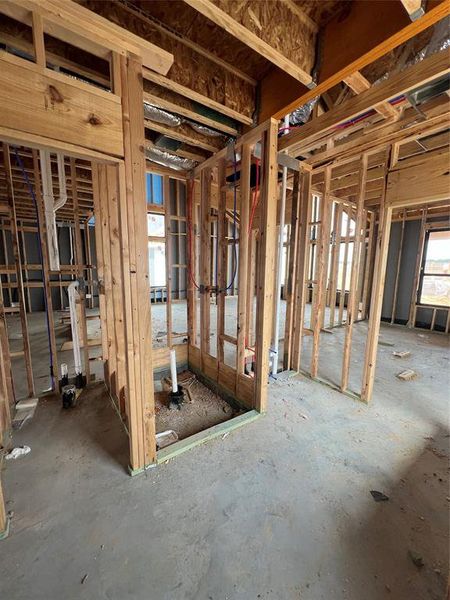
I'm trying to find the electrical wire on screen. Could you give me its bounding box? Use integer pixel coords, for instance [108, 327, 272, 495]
[248, 157, 260, 235]
[13, 147, 55, 388]
[225, 144, 238, 292]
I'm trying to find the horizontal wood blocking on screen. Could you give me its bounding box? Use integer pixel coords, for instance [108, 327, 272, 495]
[0, 51, 124, 157]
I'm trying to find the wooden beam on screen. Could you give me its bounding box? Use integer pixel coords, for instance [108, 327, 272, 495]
[216, 159, 227, 364]
[2, 144, 34, 398]
[1, 0, 173, 74]
[106, 165, 127, 415]
[236, 144, 251, 377]
[361, 154, 392, 402]
[305, 97, 449, 169]
[254, 119, 279, 411]
[143, 90, 239, 137]
[310, 168, 332, 379]
[386, 148, 450, 207]
[31, 10, 46, 67]
[0, 276, 13, 433]
[291, 170, 312, 371]
[144, 120, 223, 153]
[143, 69, 253, 126]
[279, 0, 318, 32]
[163, 176, 173, 349]
[341, 154, 368, 392]
[199, 168, 212, 357]
[119, 0, 255, 86]
[70, 158, 90, 385]
[400, 0, 425, 21]
[32, 149, 59, 388]
[361, 203, 393, 402]
[0, 51, 124, 157]
[280, 49, 450, 155]
[0, 477, 8, 539]
[343, 71, 399, 119]
[283, 170, 301, 369]
[272, 0, 449, 119]
[119, 54, 157, 470]
[183, 0, 314, 86]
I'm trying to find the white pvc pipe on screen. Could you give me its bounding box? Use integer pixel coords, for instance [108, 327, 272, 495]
[68, 281, 82, 376]
[170, 349, 178, 393]
[39, 150, 68, 271]
[271, 115, 290, 376]
[54, 152, 68, 210]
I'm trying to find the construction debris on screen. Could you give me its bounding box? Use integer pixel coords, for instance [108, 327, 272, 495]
[396, 369, 417, 381]
[155, 430, 178, 449]
[393, 351, 411, 358]
[5, 446, 31, 460]
[370, 490, 389, 502]
[12, 397, 39, 429]
[408, 550, 425, 568]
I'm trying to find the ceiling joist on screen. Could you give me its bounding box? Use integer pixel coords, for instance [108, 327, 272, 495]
[183, 0, 314, 86]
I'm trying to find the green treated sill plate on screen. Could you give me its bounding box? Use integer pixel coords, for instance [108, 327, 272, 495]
[127, 410, 262, 476]
[0, 516, 10, 541]
[157, 410, 262, 463]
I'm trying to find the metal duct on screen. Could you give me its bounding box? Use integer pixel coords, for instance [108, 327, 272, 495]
[188, 122, 224, 138]
[145, 147, 196, 171]
[289, 97, 319, 126]
[144, 103, 182, 127]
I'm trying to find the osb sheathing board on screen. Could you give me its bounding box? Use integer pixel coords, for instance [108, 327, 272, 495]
[297, 0, 351, 27]
[213, 0, 316, 74]
[82, 0, 255, 119]
[132, 0, 271, 81]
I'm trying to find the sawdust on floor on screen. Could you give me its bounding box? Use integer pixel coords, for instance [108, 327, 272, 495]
[155, 375, 244, 440]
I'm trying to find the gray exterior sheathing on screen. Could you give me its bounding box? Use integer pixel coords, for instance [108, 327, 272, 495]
[382, 218, 448, 330]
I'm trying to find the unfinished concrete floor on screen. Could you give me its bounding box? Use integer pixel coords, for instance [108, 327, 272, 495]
[1, 323, 448, 599]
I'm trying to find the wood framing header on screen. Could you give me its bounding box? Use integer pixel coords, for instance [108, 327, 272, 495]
[386, 148, 450, 208]
[0, 0, 174, 74]
[0, 51, 124, 157]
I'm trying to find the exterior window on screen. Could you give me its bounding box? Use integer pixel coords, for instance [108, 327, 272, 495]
[147, 213, 165, 237]
[146, 173, 163, 205]
[419, 229, 450, 307]
[148, 240, 166, 287]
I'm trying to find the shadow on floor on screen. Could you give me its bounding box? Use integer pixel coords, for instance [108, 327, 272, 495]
[336, 424, 449, 600]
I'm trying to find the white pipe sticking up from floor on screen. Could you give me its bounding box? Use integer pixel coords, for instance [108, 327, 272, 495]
[68, 281, 82, 377]
[170, 348, 178, 392]
[271, 115, 290, 376]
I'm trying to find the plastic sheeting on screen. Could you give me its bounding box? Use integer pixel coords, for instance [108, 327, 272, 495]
[144, 103, 182, 127]
[145, 147, 196, 171]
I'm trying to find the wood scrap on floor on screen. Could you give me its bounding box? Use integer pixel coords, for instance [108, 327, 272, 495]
[397, 369, 417, 381]
[393, 350, 411, 358]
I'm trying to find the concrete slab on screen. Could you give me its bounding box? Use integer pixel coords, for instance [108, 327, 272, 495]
[0, 325, 448, 600]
